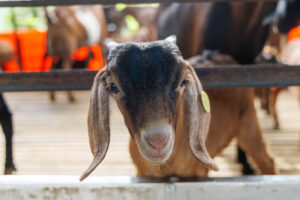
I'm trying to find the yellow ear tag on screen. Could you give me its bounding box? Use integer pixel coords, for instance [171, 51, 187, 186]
[200, 91, 210, 113]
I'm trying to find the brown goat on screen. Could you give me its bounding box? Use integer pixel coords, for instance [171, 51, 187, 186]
[0, 40, 16, 174]
[80, 38, 277, 180]
[45, 5, 107, 102]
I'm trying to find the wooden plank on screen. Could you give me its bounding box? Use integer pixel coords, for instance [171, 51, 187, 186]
[0, 70, 96, 92]
[195, 65, 300, 88]
[0, 65, 299, 92]
[0, 0, 278, 7]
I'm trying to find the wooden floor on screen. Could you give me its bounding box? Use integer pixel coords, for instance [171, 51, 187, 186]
[0, 89, 299, 177]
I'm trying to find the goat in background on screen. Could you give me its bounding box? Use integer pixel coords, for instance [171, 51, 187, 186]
[45, 5, 107, 102]
[0, 40, 16, 174]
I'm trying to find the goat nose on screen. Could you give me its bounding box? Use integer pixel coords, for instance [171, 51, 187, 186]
[145, 134, 169, 151]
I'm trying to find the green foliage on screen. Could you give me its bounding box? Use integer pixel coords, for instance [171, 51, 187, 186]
[116, 3, 127, 11]
[115, 3, 159, 11]
[0, 7, 47, 32]
[125, 15, 140, 34]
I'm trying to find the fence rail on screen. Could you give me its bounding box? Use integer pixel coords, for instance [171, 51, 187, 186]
[0, 175, 300, 200]
[0, 0, 298, 92]
[0, 0, 278, 7]
[0, 65, 299, 92]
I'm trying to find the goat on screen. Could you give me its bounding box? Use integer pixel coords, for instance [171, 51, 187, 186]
[104, 6, 159, 38]
[45, 5, 107, 102]
[156, 1, 277, 175]
[80, 37, 277, 180]
[0, 40, 16, 174]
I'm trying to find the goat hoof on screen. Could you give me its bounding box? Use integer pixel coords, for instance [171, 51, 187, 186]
[69, 97, 75, 103]
[273, 124, 280, 130]
[50, 95, 56, 102]
[4, 168, 17, 175]
[242, 166, 256, 175]
[4, 164, 17, 175]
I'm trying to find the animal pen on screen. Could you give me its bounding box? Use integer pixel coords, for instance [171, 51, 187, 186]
[0, 0, 299, 199]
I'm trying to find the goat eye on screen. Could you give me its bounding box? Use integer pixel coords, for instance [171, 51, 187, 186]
[110, 83, 119, 93]
[180, 79, 187, 87]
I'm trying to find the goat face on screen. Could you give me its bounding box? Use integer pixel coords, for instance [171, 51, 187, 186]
[108, 36, 183, 164]
[80, 36, 216, 181]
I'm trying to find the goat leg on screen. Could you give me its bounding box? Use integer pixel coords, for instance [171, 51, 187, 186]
[237, 100, 278, 174]
[0, 94, 16, 174]
[269, 88, 281, 130]
[67, 91, 75, 103]
[50, 91, 56, 102]
[236, 146, 256, 175]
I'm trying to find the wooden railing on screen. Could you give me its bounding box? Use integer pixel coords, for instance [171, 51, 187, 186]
[0, 0, 278, 7]
[0, 0, 298, 92]
[0, 65, 299, 92]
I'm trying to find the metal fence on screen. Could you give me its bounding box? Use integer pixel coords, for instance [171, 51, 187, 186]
[0, 0, 279, 7]
[0, 0, 299, 92]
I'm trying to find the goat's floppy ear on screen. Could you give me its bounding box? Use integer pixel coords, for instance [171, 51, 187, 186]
[183, 61, 218, 171]
[80, 68, 110, 181]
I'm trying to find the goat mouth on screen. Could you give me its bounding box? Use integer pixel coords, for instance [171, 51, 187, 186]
[144, 152, 169, 163]
[141, 137, 174, 163]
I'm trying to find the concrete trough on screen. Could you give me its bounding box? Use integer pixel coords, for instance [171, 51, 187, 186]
[0, 175, 299, 200]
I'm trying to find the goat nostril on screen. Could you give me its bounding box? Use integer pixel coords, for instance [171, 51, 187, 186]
[145, 134, 169, 151]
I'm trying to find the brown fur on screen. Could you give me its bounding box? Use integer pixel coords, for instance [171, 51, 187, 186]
[80, 40, 277, 181]
[46, 6, 107, 102]
[157, 2, 276, 63]
[129, 52, 278, 177]
[81, 38, 218, 180]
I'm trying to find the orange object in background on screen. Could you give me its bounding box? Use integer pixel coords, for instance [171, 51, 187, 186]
[88, 44, 103, 71]
[288, 25, 300, 42]
[0, 32, 20, 72]
[0, 29, 104, 72]
[72, 47, 90, 61]
[3, 60, 20, 73]
[42, 56, 53, 72]
[0, 29, 46, 72]
[18, 29, 47, 72]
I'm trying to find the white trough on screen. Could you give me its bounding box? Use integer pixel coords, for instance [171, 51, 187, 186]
[0, 175, 299, 200]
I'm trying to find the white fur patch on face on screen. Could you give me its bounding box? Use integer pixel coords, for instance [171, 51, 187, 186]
[136, 123, 175, 163]
[75, 10, 101, 45]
